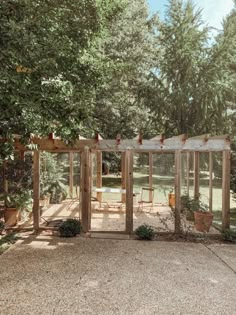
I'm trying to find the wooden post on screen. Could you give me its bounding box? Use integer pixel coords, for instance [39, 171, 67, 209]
[149, 153, 153, 202]
[174, 150, 181, 234]
[121, 152, 126, 203]
[96, 151, 102, 203]
[186, 152, 190, 195]
[81, 147, 91, 232]
[125, 150, 133, 234]
[209, 152, 213, 212]
[194, 152, 199, 199]
[222, 150, 230, 230]
[69, 152, 74, 199]
[33, 151, 40, 231]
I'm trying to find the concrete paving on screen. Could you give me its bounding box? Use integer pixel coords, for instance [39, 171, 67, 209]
[0, 234, 236, 315]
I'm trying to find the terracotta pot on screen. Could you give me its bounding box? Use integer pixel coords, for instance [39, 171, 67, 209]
[4, 208, 20, 227]
[168, 193, 175, 207]
[194, 211, 213, 232]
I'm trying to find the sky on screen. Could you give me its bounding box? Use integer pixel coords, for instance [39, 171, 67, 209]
[147, 0, 235, 31]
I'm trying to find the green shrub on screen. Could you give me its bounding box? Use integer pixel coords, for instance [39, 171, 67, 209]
[135, 224, 155, 240]
[59, 219, 81, 237]
[223, 229, 236, 243]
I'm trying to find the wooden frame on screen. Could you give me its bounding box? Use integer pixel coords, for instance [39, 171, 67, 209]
[3, 133, 230, 234]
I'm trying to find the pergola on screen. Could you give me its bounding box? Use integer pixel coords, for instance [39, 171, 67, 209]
[6, 133, 231, 234]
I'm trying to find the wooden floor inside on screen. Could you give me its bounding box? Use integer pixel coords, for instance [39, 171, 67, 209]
[22, 199, 221, 235]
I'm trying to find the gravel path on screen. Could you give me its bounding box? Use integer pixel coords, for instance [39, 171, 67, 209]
[0, 234, 236, 315]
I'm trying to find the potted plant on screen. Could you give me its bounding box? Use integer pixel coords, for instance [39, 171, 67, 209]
[3, 156, 33, 226]
[4, 190, 33, 226]
[181, 194, 196, 221]
[168, 189, 175, 207]
[194, 202, 213, 233]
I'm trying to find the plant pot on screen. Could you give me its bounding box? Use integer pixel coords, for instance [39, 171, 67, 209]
[4, 208, 20, 227]
[194, 211, 213, 232]
[168, 193, 175, 207]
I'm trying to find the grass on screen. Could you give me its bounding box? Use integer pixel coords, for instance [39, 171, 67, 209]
[0, 233, 19, 255]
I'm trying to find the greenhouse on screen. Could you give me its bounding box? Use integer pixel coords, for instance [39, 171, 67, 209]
[0, 134, 232, 234]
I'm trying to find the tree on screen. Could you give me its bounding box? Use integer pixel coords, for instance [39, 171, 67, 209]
[83, 0, 157, 139]
[144, 0, 235, 137]
[0, 0, 125, 145]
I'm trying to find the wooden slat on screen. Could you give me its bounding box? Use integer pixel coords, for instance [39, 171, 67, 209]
[96, 151, 102, 203]
[121, 152, 126, 203]
[125, 150, 133, 233]
[10, 137, 230, 152]
[194, 152, 199, 199]
[33, 151, 40, 231]
[174, 150, 181, 234]
[81, 147, 91, 232]
[69, 152, 74, 198]
[222, 150, 231, 230]
[209, 152, 213, 212]
[149, 153, 153, 202]
[186, 152, 190, 195]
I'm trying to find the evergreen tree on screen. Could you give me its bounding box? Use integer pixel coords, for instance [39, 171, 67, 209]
[144, 0, 234, 137]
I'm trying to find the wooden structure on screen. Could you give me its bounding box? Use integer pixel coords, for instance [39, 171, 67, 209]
[1, 134, 231, 233]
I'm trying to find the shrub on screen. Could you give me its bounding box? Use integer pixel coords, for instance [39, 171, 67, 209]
[135, 224, 155, 240]
[223, 229, 236, 243]
[59, 219, 81, 237]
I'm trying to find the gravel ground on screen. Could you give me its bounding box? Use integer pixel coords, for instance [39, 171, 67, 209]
[0, 234, 236, 315]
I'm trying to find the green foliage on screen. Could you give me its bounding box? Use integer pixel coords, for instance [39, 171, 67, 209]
[0, 0, 126, 152]
[0, 155, 33, 211]
[223, 229, 236, 243]
[143, 0, 236, 137]
[87, 0, 156, 139]
[5, 189, 33, 211]
[0, 233, 19, 254]
[40, 153, 67, 203]
[181, 194, 209, 213]
[59, 219, 81, 237]
[135, 224, 155, 240]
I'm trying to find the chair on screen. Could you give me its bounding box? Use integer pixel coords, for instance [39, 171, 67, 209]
[137, 187, 155, 212]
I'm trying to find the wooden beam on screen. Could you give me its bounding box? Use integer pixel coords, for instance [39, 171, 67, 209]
[174, 150, 181, 234]
[69, 152, 74, 199]
[149, 153, 153, 202]
[33, 151, 40, 231]
[6, 136, 230, 153]
[209, 152, 213, 212]
[96, 151, 102, 203]
[186, 152, 190, 195]
[81, 147, 91, 232]
[194, 152, 199, 199]
[187, 134, 209, 141]
[125, 150, 133, 234]
[222, 150, 231, 230]
[121, 152, 126, 203]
